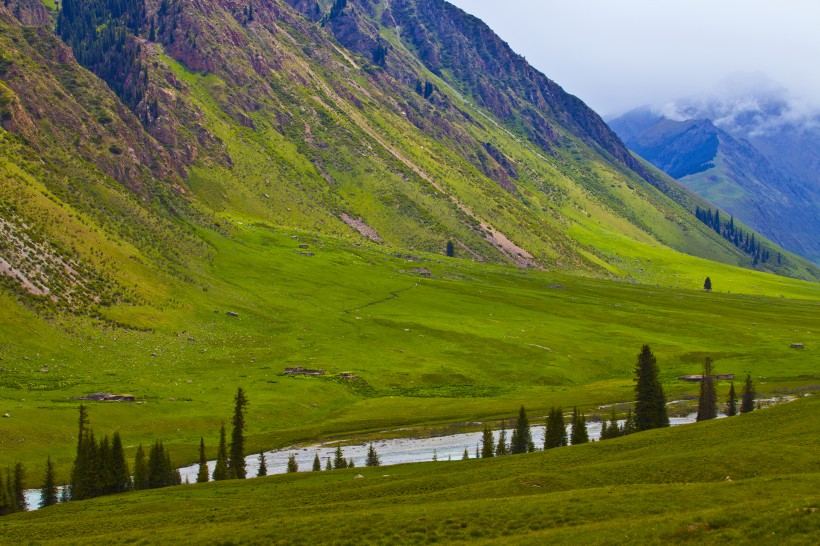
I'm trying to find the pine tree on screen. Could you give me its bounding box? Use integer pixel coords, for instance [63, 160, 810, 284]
[703, 277, 712, 291]
[228, 387, 249, 479]
[741, 374, 755, 413]
[333, 446, 347, 469]
[325, 458, 332, 471]
[111, 431, 130, 493]
[495, 423, 508, 456]
[544, 407, 567, 449]
[11, 463, 25, 512]
[697, 358, 718, 421]
[432, 449, 438, 462]
[633, 345, 669, 431]
[599, 419, 609, 441]
[312, 453, 321, 472]
[133, 444, 148, 491]
[40, 457, 59, 508]
[726, 382, 738, 416]
[510, 405, 532, 454]
[462, 448, 469, 460]
[0, 471, 11, 516]
[147, 441, 178, 489]
[622, 409, 636, 436]
[570, 408, 589, 445]
[98, 435, 114, 495]
[446, 240, 455, 257]
[212, 422, 229, 481]
[286, 454, 298, 473]
[196, 438, 209, 483]
[481, 425, 495, 458]
[257, 450, 267, 477]
[366, 443, 381, 467]
[606, 409, 620, 439]
[348, 458, 355, 468]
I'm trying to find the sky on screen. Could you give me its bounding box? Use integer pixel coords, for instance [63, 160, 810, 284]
[447, 1, 820, 118]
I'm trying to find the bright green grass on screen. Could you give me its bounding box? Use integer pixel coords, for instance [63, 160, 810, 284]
[1, 222, 818, 482]
[2, 393, 818, 544]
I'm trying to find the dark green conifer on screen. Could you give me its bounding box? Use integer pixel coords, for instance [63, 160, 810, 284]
[212, 422, 229, 481]
[462, 448, 469, 460]
[325, 458, 332, 471]
[726, 382, 738, 417]
[544, 407, 567, 449]
[697, 358, 718, 421]
[110, 431, 130, 493]
[511, 406, 532, 454]
[257, 451, 267, 477]
[622, 409, 636, 436]
[347, 458, 355, 468]
[98, 435, 114, 495]
[196, 437, 209, 483]
[600, 419, 609, 440]
[481, 425, 495, 458]
[0, 471, 11, 516]
[133, 444, 148, 491]
[40, 457, 59, 508]
[495, 423, 508, 456]
[228, 387, 249, 479]
[633, 345, 669, 431]
[366, 443, 381, 467]
[147, 440, 178, 489]
[312, 453, 321, 471]
[286, 454, 298, 473]
[570, 408, 589, 444]
[333, 446, 347, 469]
[10, 463, 25, 512]
[703, 277, 712, 291]
[741, 374, 756, 413]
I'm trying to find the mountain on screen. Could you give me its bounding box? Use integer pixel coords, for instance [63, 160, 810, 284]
[610, 85, 820, 264]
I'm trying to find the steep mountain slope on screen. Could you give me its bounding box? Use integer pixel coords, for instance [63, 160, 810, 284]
[610, 94, 820, 264]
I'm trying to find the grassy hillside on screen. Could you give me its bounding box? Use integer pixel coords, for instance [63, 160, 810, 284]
[1, 222, 818, 481]
[2, 392, 818, 544]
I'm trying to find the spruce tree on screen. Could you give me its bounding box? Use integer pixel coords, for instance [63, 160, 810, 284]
[212, 423, 229, 481]
[333, 446, 347, 469]
[98, 435, 114, 495]
[726, 382, 738, 417]
[703, 277, 712, 291]
[481, 425, 495, 458]
[325, 458, 332, 471]
[133, 445, 148, 491]
[544, 407, 567, 449]
[257, 451, 267, 477]
[600, 419, 609, 441]
[462, 448, 469, 460]
[286, 454, 298, 473]
[697, 358, 718, 421]
[110, 431, 130, 493]
[228, 387, 249, 479]
[348, 458, 355, 468]
[495, 423, 508, 456]
[40, 456, 59, 508]
[633, 345, 669, 431]
[147, 441, 178, 489]
[510, 405, 532, 454]
[741, 374, 755, 413]
[570, 409, 589, 445]
[196, 438, 209, 483]
[312, 453, 321, 472]
[446, 241, 455, 257]
[605, 409, 620, 439]
[366, 443, 381, 467]
[0, 471, 11, 516]
[622, 409, 636, 436]
[12, 463, 25, 512]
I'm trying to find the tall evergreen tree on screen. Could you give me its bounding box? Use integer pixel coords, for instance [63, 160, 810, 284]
[544, 407, 567, 449]
[325, 458, 332, 471]
[347, 458, 355, 468]
[98, 435, 114, 495]
[196, 438, 209, 483]
[570, 408, 589, 445]
[257, 451, 267, 477]
[0, 471, 11, 516]
[147, 440, 179, 489]
[495, 423, 508, 456]
[511, 406, 532, 454]
[366, 443, 381, 467]
[600, 419, 609, 441]
[11, 463, 25, 512]
[110, 431, 130, 493]
[446, 241, 455, 257]
[697, 358, 718, 421]
[462, 448, 469, 460]
[481, 425, 495, 458]
[703, 277, 712, 291]
[333, 446, 347, 469]
[133, 444, 148, 491]
[212, 422, 229, 481]
[726, 382, 738, 417]
[622, 409, 636, 436]
[633, 345, 669, 431]
[228, 387, 249, 479]
[40, 457, 59, 508]
[312, 453, 321, 472]
[286, 454, 298, 473]
[741, 374, 756, 413]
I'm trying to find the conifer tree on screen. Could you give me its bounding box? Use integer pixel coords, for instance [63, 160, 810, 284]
[481, 425, 495, 458]
[599, 419, 608, 441]
[697, 358, 718, 421]
[741, 374, 756, 413]
[0, 471, 11, 516]
[604, 409, 621, 439]
[196, 438, 209, 483]
[212, 422, 229, 481]
[726, 382, 738, 417]
[325, 458, 332, 471]
[333, 446, 347, 469]
[495, 423, 508, 456]
[622, 409, 636, 436]
[228, 387, 249, 479]
[11, 463, 25, 512]
[286, 454, 298, 473]
[432, 449, 438, 462]
[570, 408, 589, 444]
[147, 440, 179, 489]
[348, 458, 355, 468]
[110, 431, 130, 493]
[511, 405, 532, 454]
[40, 457, 59, 508]
[98, 435, 114, 495]
[133, 444, 148, 491]
[633, 345, 669, 430]
[446, 241, 455, 257]
[703, 277, 712, 291]
[544, 407, 567, 449]
[366, 443, 381, 467]
[257, 450, 267, 477]
[312, 453, 321, 472]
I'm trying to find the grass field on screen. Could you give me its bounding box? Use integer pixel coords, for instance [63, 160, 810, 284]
[1, 222, 818, 483]
[2, 390, 817, 544]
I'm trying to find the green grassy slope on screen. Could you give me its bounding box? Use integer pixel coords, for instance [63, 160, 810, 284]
[2, 393, 818, 544]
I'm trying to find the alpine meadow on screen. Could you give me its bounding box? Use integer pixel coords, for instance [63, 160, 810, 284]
[0, 0, 817, 543]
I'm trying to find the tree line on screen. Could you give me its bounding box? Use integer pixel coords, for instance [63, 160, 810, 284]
[695, 206, 777, 266]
